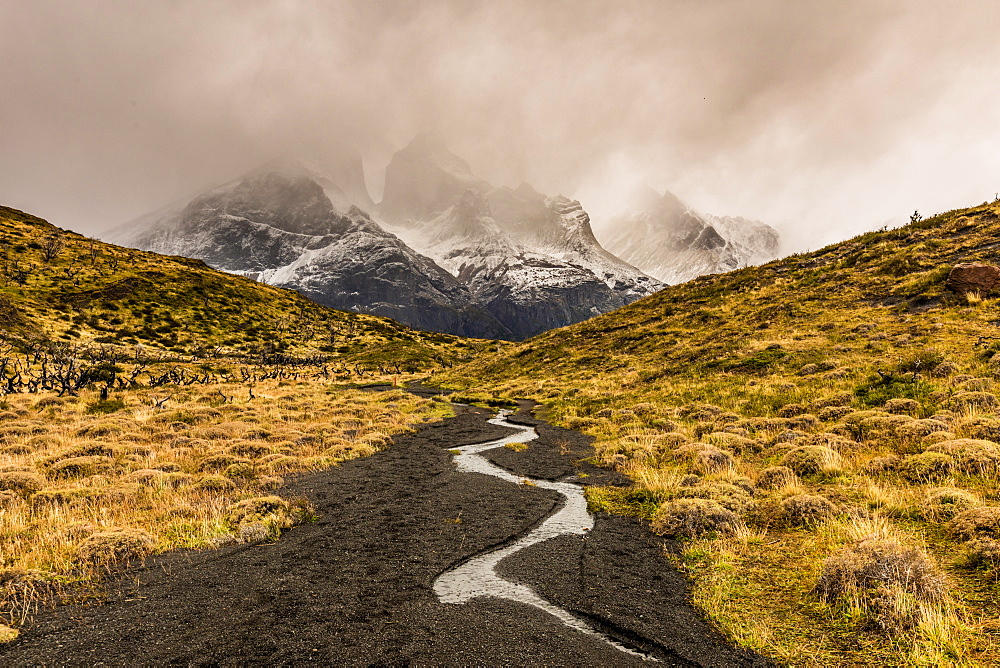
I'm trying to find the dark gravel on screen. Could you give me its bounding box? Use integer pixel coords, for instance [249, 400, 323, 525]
[2, 401, 765, 666]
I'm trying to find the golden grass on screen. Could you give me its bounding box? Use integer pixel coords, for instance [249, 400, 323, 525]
[0, 371, 451, 634]
[433, 202, 1000, 664]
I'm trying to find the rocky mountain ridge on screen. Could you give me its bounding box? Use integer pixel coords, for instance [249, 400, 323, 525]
[596, 188, 780, 284]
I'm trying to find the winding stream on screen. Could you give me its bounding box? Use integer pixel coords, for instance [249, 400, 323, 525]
[433, 410, 656, 662]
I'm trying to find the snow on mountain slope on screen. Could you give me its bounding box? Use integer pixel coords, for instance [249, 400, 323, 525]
[105, 170, 511, 339]
[596, 189, 781, 285]
[378, 137, 662, 338]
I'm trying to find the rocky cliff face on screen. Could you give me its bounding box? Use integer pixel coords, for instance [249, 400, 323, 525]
[596, 189, 780, 285]
[378, 137, 662, 339]
[105, 165, 512, 339]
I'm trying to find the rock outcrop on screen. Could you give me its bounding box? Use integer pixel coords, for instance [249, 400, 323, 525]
[946, 263, 1000, 295]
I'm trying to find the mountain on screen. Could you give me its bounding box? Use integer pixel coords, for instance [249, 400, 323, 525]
[433, 201, 1000, 664]
[379, 136, 663, 339]
[105, 166, 512, 340]
[0, 205, 479, 368]
[595, 188, 780, 284]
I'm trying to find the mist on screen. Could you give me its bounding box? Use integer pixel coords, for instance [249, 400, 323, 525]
[2, 0, 1000, 252]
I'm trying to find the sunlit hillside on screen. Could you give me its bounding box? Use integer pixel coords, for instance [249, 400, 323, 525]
[435, 199, 1000, 665]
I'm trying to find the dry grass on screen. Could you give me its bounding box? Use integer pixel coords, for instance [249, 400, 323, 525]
[0, 374, 449, 634]
[433, 202, 1000, 664]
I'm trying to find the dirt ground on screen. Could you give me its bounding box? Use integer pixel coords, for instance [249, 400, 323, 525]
[2, 398, 765, 666]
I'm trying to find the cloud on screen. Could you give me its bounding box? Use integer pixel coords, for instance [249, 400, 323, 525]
[2, 0, 999, 249]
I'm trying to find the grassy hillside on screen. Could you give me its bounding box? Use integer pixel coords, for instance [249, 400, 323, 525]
[0, 206, 495, 368]
[435, 200, 1000, 665]
[0, 206, 481, 641]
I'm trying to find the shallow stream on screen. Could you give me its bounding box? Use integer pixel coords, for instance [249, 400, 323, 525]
[433, 410, 656, 662]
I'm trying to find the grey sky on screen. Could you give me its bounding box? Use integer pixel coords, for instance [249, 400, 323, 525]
[2, 0, 999, 251]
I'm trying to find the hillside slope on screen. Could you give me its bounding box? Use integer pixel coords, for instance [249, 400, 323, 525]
[436, 200, 1000, 665]
[0, 206, 489, 368]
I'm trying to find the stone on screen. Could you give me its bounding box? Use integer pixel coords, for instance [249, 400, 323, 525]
[946, 263, 1000, 295]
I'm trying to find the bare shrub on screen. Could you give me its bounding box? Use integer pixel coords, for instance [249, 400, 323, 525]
[651, 498, 740, 538]
[815, 538, 949, 633]
[779, 494, 837, 528]
[755, 465, 798, 490]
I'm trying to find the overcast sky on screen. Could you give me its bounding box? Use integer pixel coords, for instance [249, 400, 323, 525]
[2, 0, 1000, 251]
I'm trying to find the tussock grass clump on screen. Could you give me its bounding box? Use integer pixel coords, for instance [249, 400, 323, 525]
[77, 529, 156, 567]
[921, 488, 979, 522]
[674, 481, 754, 514]
[948, 506, 1000, 539]
[924, 438, 1000, 475]
[884, 398, 921, 415]
[780, 445, 841, 477]
[0, 471, 44, 497]
[652, 498, 740, 538]
[815, 538, 949, 633]
[754, 465, 798, 490]
[898, 452, 955, 482]
[778, 494, 837, 528]
[224, 495, 314, 542]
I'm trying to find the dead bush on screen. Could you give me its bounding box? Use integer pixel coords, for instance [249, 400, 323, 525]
[779, 494, 837, 528]
[651, 498, 740, 538]
[755, 466, 799, 490]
